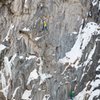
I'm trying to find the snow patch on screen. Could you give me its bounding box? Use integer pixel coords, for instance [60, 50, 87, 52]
[72, 32, 78, 35]
[12, 86, 20, 100]
[22, 27, 30, 32]
[22, 89, 32, 100]
[26, 55, 36, 60]
[40, 73, 52, 84]
[92, 0, 98, 6]
[90, 79, 100, 90]
[4, 57, 12, 77]
[34, 37, 42, 41]
[96, 74, 100, 78]
[27, 69, 39, 85]
[19, 56, 24, 59]
[96, 38, 100, 42]
[0, 44, 6, 54]
[24, 0, 28, 9]
[88, 89, 100, 100]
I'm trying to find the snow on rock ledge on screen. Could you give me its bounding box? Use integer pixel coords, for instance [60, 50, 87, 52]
[59, 22, 99, 67]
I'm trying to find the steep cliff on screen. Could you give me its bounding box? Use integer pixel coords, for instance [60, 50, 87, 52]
[0, 0, 100, 100]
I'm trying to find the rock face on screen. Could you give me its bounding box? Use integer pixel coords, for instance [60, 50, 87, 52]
[0, 0, 100, 100]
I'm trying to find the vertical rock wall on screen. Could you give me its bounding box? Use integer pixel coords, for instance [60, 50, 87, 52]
[0, 0, 99, 100]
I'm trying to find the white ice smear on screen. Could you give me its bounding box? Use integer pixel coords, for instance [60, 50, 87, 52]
[10, 53, 17, 64]
[38, 57, 43, 75]
[0, 71, 6, 88]
[84, 43, 96, 66]
[92, 0, 98, 6]
[4, 54, 17, 78]
[22, 27, 30, 32]
[27, 69, 39, 85]
[72, 31, 78, 35]
[0, 54, 17, 99]
[96, 74, 100, 78]
[40, 73, 52, 84]
[0, 79, 11, 99]
[4, 57, 12, 78]
[24, 0, 28, 9]
[12, 86, 20, 100]
[4, 24, 14, 41]
[99, 1, 100, 10]
[19, 56, 24, 59]
[26, 55, 36, 60]
[25, 0, 28, 3]
[0, 44, 6, 54]
[22, 89, 32, 100]
[34, 37, 42, 41]
[96, 65, 100, 71]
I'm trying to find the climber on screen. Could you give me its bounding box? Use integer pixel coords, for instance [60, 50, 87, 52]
[69, 89, 75, 100]
[42, 19, 48, 31]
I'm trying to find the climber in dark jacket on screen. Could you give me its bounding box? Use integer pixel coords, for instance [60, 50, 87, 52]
[69, 89, 75, 100]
